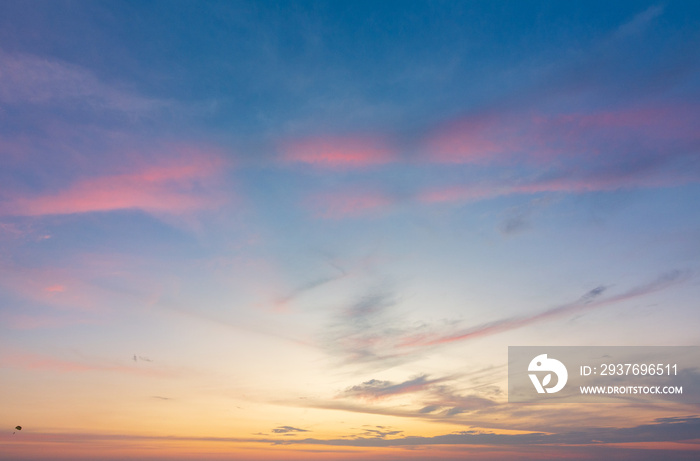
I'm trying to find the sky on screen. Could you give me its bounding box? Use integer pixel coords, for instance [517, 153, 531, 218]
[1, 1, 700, 459]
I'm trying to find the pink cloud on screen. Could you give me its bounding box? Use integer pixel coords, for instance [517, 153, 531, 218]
[0, 145, 228, 217]
[306, 190, 394, 219]
[419, 172, 693, 205]
[0, 260, 138, 332]
[0, 253, 175, 330]
[281, 136, 396, 169]
[544, 105, 697, 134]
[0, 265, 99, 313]
[44, 284, 66, 293]
[418, 183, 511, 204]
[425, 114, 521, 164]
[424, 104, 699, 165]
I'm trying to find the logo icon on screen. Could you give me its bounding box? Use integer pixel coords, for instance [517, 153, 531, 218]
[528, 354, 568, 394]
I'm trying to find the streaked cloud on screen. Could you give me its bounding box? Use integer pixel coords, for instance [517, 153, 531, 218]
[2, 3, 699, 460]
[355, 426, 403, 439]
[271, 426, 310, 434]
[418, 170, 696, 205]
[0, 351, 175, 378]
[0, 50, 164, 113]
[12, 416, 698, 448]
[323, 291, 410, 367]
[615, 5, 665, 38]
[305, 189, 394, 219]
[0, 146, 228, 217]
[280, 136, 396, 169]
[292, 103, 700, 217]
[424, 113, 519, 164]
[340, 375, 448, 401]
[423, 105, 699, 167]
[399, 270, 689, 348]
[334, 373, 497, 420]
[324, 272, 689, 367]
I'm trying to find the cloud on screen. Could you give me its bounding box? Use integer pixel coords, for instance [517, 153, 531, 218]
[44, 284, 66, 293]
[500, 212, 529, 234]
[289, 103, 700, 219]
[421, 104, 699, 191]
[400, 270, 689, 348]
[418, 169, 697, 205]
[420, 384, 498, 416]
[20, 416, 699, 450]
[424, 113, 521, 164]
[271, 426, 310, 434]
[0, 254, 168, 331]
[0, 311, 87, 330]
[280, 135, 396, 169]
[269, 416, 700, 447]
[272, 260, 348, 310]
[498, 197, 554, 235]
[615, 5, 665, 38]
[0, 50, 163, 114]
[323, 291, 417, 367]
[272, 416, 700, 447]
[0, 146, 228, 217]
[0, 351, 175, 378]
[291, 103, 699, 218]
[355, 426, 403, 439]
[333, 372, 498, 421]
[340, 375, 449, 401]
[323, 272, 688, 368]
[0, 262, 103, 317]
[305, 189, 394, 219]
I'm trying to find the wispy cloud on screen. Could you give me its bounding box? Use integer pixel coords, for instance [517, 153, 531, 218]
[323, 272, 689, 367]
[0, 262, 104, 317]
[333, 373, 498, 420]
[323, 290, 416, 367]
[0, 50, 164, 114]
[340, 375, 449, 401]
[0, 351, 175, 378]
[418, 170, 697, 205]
[423, 105, 699, 167]
[355, 426, 403, 439]
[271, 426, 310, 434]
[615, 5, 665, 38]
[261, 415, 700, 447]
[294, 103, 700, 217]
[399, 270, 689, 348]
[418, 384, 498, 416]
[305, 189, 394, 219]
[0, 145, 228, 217]
[499, 197, 553, 235]
[271, 260, 348, 310]
[280, 135, 396, 169]
[424, 112, 520, 164]
[13, 416, 699, 449]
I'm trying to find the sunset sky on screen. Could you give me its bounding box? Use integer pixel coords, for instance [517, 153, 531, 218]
[1, 1, 700, 460]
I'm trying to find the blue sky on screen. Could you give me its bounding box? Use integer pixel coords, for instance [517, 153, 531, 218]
[1, 1, 700, 460]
